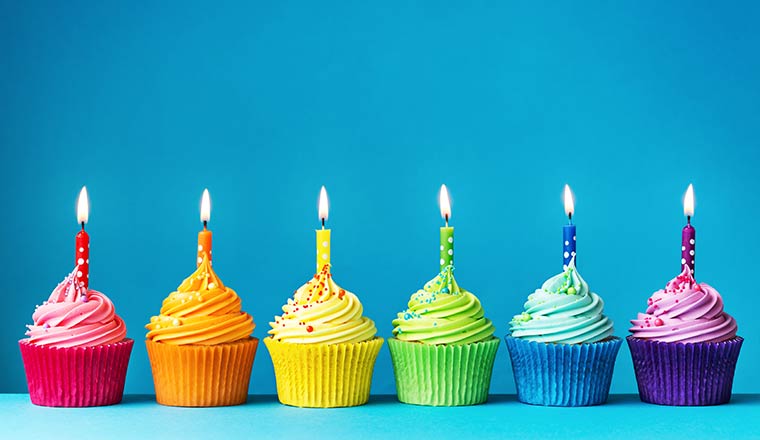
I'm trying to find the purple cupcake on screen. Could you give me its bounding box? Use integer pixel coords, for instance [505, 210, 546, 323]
[628, 267, 742, 406]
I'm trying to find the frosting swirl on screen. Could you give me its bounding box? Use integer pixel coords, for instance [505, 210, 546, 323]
[392, 265, 495, 345]
[510, 262, 614, 344]
[268, 264, 377, 344]
[146, 256, 254, 345]
[25, 267, 127, 348]
[629, 267, 737, 343]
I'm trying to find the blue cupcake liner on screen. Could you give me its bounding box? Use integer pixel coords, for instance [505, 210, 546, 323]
[505, 336, 622, 407]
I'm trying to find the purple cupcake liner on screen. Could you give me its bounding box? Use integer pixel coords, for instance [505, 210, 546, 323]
[505, 336, 622, 407]
[627, 336, 743, 406]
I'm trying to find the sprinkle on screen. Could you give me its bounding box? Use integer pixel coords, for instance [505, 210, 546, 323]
[306, 325, 314, 333]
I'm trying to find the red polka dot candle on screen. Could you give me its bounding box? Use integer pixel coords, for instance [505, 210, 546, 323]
[197, 189, 212, 267]
[75, 186, 90, 288]
[316, 186, 331, 272]
[682, 184, 696, 275]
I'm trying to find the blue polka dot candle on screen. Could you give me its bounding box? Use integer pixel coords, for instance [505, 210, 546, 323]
[682, 184, 696, 275]
[563, 184, 576, 270]
[316, 186, 331, 272]
[439, 184, 454, 270]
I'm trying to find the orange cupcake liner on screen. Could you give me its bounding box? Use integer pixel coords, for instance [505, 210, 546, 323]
[145, 337, 258, 407]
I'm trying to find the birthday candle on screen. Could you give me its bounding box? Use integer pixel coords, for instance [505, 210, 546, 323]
[439, 184, 454, 270]
[197, 189, 212, 266]
[316, 186, 331, 272]
[563, 184, 576, 270]
[682, 184, 696, 275]
[75, 186, 90, 288]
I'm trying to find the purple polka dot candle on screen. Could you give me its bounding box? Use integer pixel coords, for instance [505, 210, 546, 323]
[681, 184, 696, 275]
[563, 185, 576, 270]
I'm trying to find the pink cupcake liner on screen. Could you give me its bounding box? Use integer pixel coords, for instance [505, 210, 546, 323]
[627, 336, 743, 406]
[19, 338, 134, 407]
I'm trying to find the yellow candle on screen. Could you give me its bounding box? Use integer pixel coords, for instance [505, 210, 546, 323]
[316, 186, 331, 272]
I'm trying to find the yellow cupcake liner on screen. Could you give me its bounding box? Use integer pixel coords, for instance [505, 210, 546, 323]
[264, 336, 384, 408]
[145, 337, 258, 407]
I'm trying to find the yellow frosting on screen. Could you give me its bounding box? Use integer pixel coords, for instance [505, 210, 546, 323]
[146, 255, 254, 345]
[268, 264, 376, 344]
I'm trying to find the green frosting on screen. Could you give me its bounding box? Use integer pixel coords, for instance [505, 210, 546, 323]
[509, 261, 614, 344]
[392, 265, 495, 345]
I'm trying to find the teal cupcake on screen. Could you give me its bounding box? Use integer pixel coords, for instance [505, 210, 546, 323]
[506, 260, 622, 406]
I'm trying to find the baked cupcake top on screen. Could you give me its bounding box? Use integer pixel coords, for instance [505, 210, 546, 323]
[392, 265, 495, 345]
[510, 261, 613, 344]
[268, 264, 377, 344]
[146, 255, 254, 345]
[25, 267, 127, 348]
[629, 267, 737, 343]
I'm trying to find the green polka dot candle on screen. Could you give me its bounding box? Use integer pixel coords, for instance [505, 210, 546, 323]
[439, 184, 454, 270]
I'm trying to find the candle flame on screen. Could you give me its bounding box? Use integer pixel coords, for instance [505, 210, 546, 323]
[200, 189, 211, 223]
[564, 184, 575, 218]
[77, 186, 89, 225]
[318, 186, 329, 223]
[683, 184, 694, 217]
[439, 184, 452, 221]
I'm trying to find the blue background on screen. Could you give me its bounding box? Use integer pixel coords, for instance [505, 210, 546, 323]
[1, 1, 758, 395]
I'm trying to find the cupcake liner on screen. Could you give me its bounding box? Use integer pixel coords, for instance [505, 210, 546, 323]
[19, 338, 134, 407]
[264, 337, 384, 408]
[505, 336, 622, 407]
[627, 336, 743, 406]
[146, 337, 258, 407]
[388, 337, 500, 406]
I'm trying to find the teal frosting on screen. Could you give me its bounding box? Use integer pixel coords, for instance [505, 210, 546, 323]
[509, 262, 613, 344]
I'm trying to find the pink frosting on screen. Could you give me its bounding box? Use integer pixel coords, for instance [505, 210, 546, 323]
[25, 267, 127, 348]
[630, 267, 737, 343]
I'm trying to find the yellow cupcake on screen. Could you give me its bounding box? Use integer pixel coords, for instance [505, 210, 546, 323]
[265, 264, 383, 408]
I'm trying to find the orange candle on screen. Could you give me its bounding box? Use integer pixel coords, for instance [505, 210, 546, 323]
[197, 189, 212, 266]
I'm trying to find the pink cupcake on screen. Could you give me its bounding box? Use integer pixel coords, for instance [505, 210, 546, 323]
[19, 267, 133, 407]
[628, 267, 742, 406]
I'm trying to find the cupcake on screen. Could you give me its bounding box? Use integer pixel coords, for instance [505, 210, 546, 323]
[145, 255, 257, 407]
[506, 261, 621, 406]
[265, 263, 383, 408]
[19, 267, 133, 407]
[389, 265, 499, 406]
[628, 267, 742, 405]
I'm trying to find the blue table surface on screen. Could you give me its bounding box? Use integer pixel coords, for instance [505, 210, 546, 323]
[1, 394, 758, 440]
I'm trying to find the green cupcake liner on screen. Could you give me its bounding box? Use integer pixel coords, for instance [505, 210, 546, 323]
[388, 337, 500, 406]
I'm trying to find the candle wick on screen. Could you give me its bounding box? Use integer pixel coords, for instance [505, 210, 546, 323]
[321, 218, 325, 229]
[568, 212, 573, 224]
[203, 220, 208, 230]
[445, 214, 449, 228]
[80, 222, 85, 231]
[687, 215, 691, 225]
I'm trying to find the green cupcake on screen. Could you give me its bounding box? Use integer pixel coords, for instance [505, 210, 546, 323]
[388, 265, 499, 406]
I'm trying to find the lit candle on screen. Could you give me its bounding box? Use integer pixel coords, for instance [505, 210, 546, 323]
[75, 186, 90, 288]
[682, 184, 696, 275]
[439, 184, 454, 270]
[197, 188, 212, 267]
[563, 184, 576, 270]
[316, 186, 331, 272]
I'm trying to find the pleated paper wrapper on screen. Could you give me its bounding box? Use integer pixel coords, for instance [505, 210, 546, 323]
[146, 337, 258, 407]
[627, 336, 743, 406]
[264, 336, 383, 408]
[388, 337, 499, 406]
[19, 338, 134, 407]
[505, 336, 622, 407]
